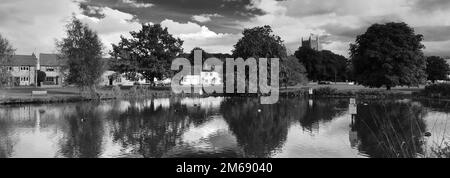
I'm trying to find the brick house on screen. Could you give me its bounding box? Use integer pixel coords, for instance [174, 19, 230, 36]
[1, 54, 38, 86]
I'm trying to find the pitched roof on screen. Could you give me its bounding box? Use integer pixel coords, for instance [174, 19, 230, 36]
[39, 53, 67, 66]
[1, 55, 37, 66]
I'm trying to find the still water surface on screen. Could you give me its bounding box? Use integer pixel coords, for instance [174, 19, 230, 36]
[0, 97, 449, 158]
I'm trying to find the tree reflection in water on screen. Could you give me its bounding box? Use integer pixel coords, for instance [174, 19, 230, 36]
[0, 97, 438, 158]
[0, 111, 14, 158]
[300, 99, 348, 133]
[58, 102, 105, 158]
[106, 99, 215, 158]
[353, 101, 427, 158]
[220, 98, 304, 157]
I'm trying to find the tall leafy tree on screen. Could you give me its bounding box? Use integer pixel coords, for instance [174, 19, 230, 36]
[233, 25, 287, 59]
[280, 56, 308, 88]
[0, 34, 15, 88]
[232, 25, 289, 93]
[426, 56, 450, 83]
[294, 46, 321, 81]
[350, 22, 427, 90]
[56, 17, 105, 93]
[110, 24, 183, 84]
[294, 47, 348, 82]
[188, 47, 211, 63]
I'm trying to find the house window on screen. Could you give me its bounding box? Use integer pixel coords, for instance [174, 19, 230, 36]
[20, 66, 29, 71]
[46, 67, 55, 72]
[46, 77, 54, 82]
[7, 66, 12, 71]
[21, 77, 29, 81]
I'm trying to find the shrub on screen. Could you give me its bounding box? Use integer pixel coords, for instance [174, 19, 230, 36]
[422, 83, 450, 97]
[355, 90, 389, 96]
[314, 87, 338, 96]
[37, 70, 46, 86]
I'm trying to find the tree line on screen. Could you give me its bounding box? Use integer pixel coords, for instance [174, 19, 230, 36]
[1, 17, 450, 92]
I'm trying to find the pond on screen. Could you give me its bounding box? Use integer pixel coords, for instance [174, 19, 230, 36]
[0, 97, 449, 158]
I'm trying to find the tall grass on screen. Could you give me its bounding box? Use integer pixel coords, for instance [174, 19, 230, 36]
[354, 101, 427, 158]
[354, 100, 450, 158]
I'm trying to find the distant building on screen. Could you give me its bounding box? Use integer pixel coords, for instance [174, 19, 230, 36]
[38, 54, 67, 87]
[180, 64, 223, 86]
[0, 54, 38, 86]
[180, 72, 222, 86]
[100, 71, 151, 86]
[301, 35, 320, 51]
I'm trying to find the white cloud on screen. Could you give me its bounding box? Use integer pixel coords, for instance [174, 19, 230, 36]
[240, 0, 450, 57]
[4, 0, 450, 57]
[78, 7, 142, 53]
[122, 0, 153, 8]
[192, 13, 223, 23]
[0, 0, 82, 54]
[0, 0, 144, 56]
[0, 0, 236, 56]
[161, 19, 240, 53]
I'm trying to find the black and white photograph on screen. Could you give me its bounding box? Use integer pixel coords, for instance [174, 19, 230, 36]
[1, 0, 450, 167]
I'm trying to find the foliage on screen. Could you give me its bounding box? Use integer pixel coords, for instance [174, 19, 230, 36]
[37, 70, 46, 86]
[280, 56, 308, 88]
[0, 34, 15, 88]
[421, 83, 450, 97]
[426, 56, 450, 83]
[56, 17, 105, 92]
[188, 47, 212, 63]
[350, 22, 427, 90]
[313, 87, 338, 96]
[230, 25, 289, 93]
[110, 24, 183, 83]
[233, 25, 287, 59]
[294, 47, 348, 82]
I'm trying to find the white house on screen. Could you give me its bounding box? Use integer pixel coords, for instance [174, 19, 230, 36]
[180, 72, 222, 86]
[100, 71, 151, 86]
[1, 54, 38, 86]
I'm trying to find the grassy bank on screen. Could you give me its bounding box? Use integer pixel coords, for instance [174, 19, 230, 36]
[0, 86, 174, 105]
[279, 86, 412, 99]
[414, 83, 450, 100]
[0, 84, 440, 105]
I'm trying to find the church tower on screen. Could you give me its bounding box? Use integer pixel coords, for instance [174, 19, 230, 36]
[301, 34, 320, 51]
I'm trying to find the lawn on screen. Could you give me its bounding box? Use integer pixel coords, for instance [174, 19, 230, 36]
[0, 87, 81, 97]
[283, 82, 425, 95]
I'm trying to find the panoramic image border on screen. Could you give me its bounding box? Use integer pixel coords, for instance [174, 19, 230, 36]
[1, 0, 450, 176]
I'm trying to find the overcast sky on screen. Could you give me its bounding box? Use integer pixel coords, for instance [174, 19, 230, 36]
[1, 0, 450, 57]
